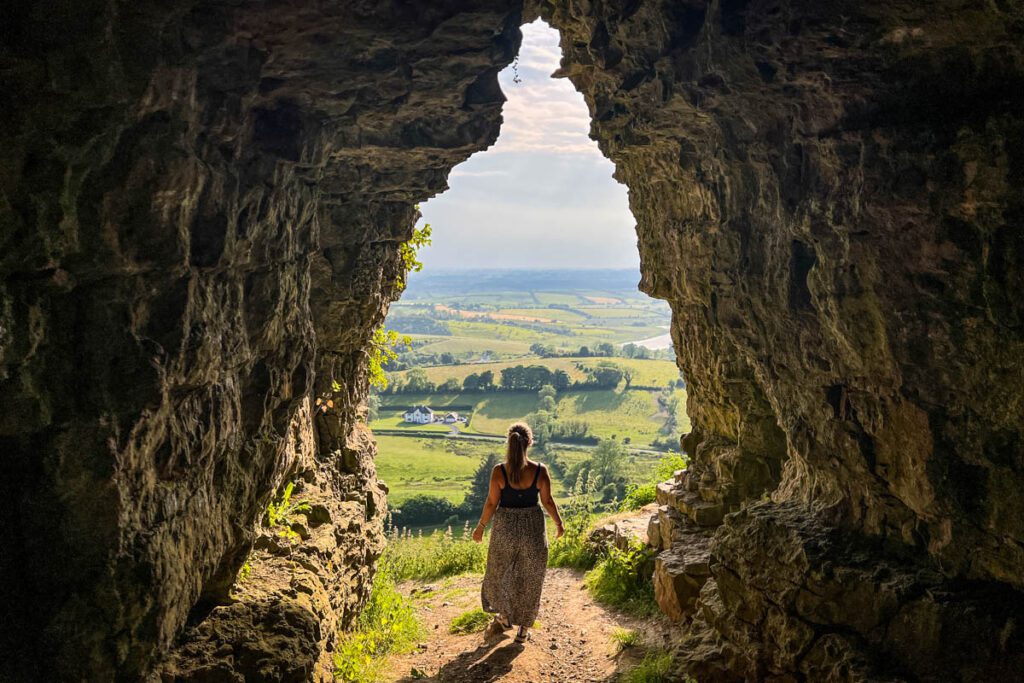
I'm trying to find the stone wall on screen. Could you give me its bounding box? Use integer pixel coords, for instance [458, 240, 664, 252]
[3, 0, 1024, 680]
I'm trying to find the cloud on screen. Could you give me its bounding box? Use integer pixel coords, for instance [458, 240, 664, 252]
[416, 21, 637, 271]
[450, 169, 508, 179]
[482, 20, 601, 157]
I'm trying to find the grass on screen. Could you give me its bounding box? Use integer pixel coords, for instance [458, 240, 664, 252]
[388, 358, 681, 395]
[405, 334, 533, 357]
[448, 608, 492, 634]
[555, 390, 662, 441]
[493, 307, 590, 323]
[383, 525, 487, 582]
[373, 435, 487, 505]
[621, 650, 674, 683]
[379, 386, 679, 446]
[576, 307, 654, 319]
[610, 627, 642, 652]
[333, 565, 423, 682]
[372, 411, 454, 432]
[584, 542, 659, 617]
[533, 292, 585, 305]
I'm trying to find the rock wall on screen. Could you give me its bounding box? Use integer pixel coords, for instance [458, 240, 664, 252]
[1, 1, 520, 680]
[538, 0, 1024, 679]
[4, 0, 1024, 680]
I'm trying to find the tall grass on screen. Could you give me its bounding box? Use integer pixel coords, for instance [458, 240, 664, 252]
[584, 541, 658, 616]
[333, 564, 422, 682]
[620, 452, 689, 511]
[621, 650, 674, 683]
[383, 522, 487, 582]
[548, 471, 598, 569]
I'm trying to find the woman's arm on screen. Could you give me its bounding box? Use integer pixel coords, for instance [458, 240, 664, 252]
[538, 465, 564, 538]
[472, 466, 502, 543]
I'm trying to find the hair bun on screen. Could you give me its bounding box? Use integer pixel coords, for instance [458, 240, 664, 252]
[506, 421, 534, 446]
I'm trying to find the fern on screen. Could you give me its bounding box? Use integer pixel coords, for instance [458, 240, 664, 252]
[265, 481, 312, 541]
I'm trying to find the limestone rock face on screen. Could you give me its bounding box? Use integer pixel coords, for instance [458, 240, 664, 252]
[538, 0, 1024, 679]
[4, 0, 1024, 681]
[1, 1, 520, 679]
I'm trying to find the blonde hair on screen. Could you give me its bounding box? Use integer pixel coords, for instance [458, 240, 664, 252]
[505, 422, 533, 485]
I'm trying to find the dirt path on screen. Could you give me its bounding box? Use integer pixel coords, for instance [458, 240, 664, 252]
[384, 568, 672, 683]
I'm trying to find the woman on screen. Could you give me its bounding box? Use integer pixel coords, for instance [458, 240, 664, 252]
[471, 422, 564, 644]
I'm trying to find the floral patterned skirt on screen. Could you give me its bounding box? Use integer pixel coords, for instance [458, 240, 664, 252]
[481, 505, 549, 627]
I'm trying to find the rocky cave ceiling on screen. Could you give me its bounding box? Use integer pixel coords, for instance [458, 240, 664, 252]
[1, 0, 1023, 680]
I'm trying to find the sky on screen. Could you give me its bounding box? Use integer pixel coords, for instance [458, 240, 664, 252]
[414, 20, 638, 271]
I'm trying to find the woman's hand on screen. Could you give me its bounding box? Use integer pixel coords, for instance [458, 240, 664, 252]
[555, 522, 565, 539]
[472, 524, 484, 543]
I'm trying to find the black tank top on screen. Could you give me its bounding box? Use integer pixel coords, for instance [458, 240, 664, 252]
[499, 463, 542, 508]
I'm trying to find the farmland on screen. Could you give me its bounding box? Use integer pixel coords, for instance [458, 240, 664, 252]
[371, 269, 689, 525]
[388, 356, 681, 388]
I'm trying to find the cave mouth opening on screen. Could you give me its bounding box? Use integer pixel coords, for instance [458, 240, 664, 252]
[375, 18, 687, 547]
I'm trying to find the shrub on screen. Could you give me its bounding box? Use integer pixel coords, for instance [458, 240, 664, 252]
[584, 541, 658, 616]
[333, 565, 422, 682]
[653, 452, 688, 481]
[384, 524, 487, 582]
[390, 494, 457, 528]
[620, 452, 689, 512]
[620, 483, 657, 511]
[448, 608, 492, 634]
[548, 472, 598, 569]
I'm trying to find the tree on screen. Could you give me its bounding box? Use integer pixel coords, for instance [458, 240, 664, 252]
[462, 372, 480, 392]
[553, 369, 571, 391]
[589, 438, 627, 488]
[578, 345, 591, 357]
[391, 494, 456, 527]
[366, 394, 380, 422]
[440, 377, 461, 392]
[589, 364, 624, 389]
[478, 370, 495, 391]
[596, 342, 616, 357]
[622, 343, 638, 359]
[460, 452, 501, 515]
[404, 368, 434, 393]
[439, 352, 456, 365]
[538, 384, 557, 401]
[530, 342, 554, 357]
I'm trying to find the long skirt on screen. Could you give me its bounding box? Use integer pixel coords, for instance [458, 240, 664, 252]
[481, 505, 549, 627]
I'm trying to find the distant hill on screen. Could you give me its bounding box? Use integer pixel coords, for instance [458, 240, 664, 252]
[403, 268, 644, 296]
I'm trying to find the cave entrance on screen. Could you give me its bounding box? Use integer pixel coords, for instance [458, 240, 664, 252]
[363, 20, 687, 677]
[374, 18, 686, 534]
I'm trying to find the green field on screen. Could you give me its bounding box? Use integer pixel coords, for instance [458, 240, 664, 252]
[374, 435, 490, 505]
[393, 357, 681, 388]
[371, 411, 453, 432]
[374, 433, 671, 513]
[377, 270, 688, 523]
[492, 307, 590, 323]
[375, 385, 687, 447]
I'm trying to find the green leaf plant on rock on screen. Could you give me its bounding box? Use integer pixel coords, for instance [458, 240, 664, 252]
[265, 481, 313, 544]
[367, 328, 409, 391]
[395, 217, 432, 292]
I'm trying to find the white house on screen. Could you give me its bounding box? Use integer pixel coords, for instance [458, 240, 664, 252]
[443, 412, 459, 424]
[403, 406, 434, 424]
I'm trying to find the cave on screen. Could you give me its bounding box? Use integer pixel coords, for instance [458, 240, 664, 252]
[2, 0, 1024, 681]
